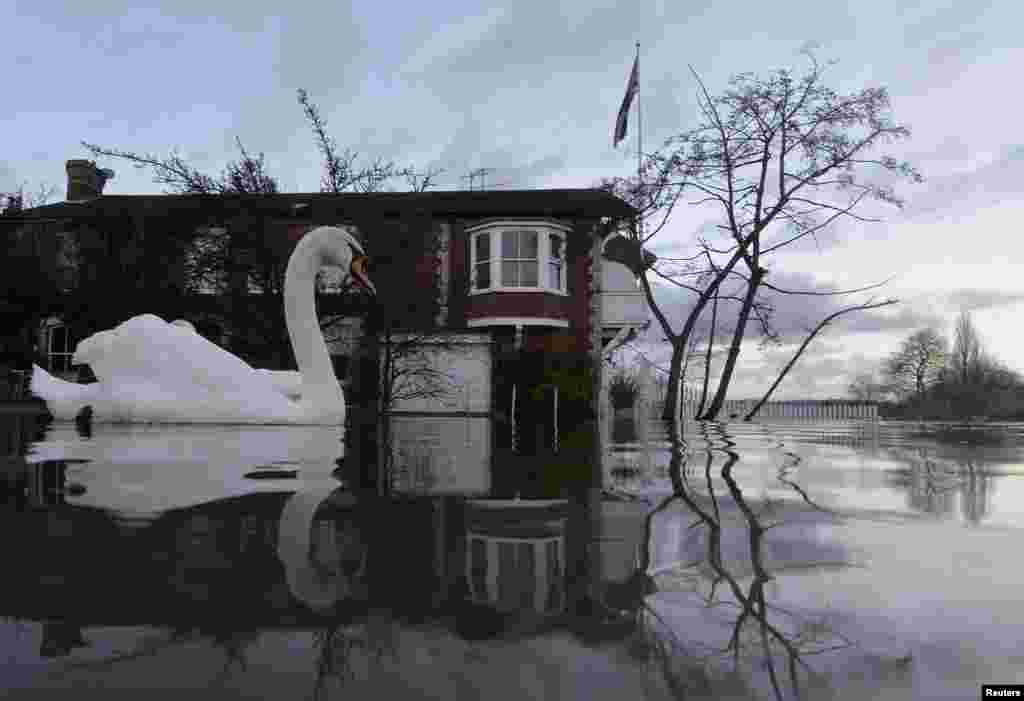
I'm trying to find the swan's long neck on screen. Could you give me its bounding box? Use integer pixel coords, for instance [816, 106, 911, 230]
[284, 229, 345, 413]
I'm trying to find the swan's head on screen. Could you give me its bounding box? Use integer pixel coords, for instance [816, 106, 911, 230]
[340, 231, 376, 297]
[349, 248, 375, 297]
[298, 226, 377, 297]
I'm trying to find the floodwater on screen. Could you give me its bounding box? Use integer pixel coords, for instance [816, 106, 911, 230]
[2, 411, 1023, 700]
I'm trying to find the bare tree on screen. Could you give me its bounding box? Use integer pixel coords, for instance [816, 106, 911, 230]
[847, 370, 887, 402]
[950, 309, 983, 386]
[884, 328, 947, 401]
[82, 137, 278, 195]
[2, 182, 57, 213]
[744, 298, 897, 419]
[297, 89, 444, 194]
[605, 50, 921, 420]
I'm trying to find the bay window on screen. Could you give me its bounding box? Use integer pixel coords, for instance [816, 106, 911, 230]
[469, 221, 569, 294]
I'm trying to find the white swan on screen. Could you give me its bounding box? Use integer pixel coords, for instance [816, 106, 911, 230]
[30, 226, 375, 425]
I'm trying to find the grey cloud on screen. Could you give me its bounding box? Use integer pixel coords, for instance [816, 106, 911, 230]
[434, 117, 484, 176]
[904, 145, 1024, 219]
[637, 264, 944, 348]
[944, 289, 1024, 313]
[727, 350, 855, 397]
[902, 3, 989, 50]
[480, 154, 569, 189]
[87, 19, 188, 54]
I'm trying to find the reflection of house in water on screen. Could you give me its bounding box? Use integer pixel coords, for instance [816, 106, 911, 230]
[0, 413, 49, 510]
[12, 459, 78, 510]
[2, 473, 629, 644]
[464, 500, 567, 616]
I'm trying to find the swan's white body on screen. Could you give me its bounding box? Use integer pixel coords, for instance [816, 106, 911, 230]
[30, 226, 374, 425]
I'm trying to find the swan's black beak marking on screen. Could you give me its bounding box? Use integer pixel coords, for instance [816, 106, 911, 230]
[350, 255, 376, 297]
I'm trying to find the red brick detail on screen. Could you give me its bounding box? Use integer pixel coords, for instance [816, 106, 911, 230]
[569, 255, 593, 351]
[525, 330, 580, 354]
[414, 254, 441, 290]
[465, 291, 571, 322]
[449, 228, 467, 327]
[287, 223, 313, 243]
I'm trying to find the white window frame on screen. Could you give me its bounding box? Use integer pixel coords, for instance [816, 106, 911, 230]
[467, 220, 570, 296]
[473, 230, 493, 291]
[43, 319, 75, 373]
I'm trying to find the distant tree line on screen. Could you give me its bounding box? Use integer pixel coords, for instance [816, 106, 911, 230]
[848, 311, 1024, 420]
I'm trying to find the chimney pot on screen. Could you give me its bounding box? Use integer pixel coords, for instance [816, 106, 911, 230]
[66, 159, 112, 201]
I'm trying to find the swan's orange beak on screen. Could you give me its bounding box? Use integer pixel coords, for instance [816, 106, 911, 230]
[350, 255, 376, 297]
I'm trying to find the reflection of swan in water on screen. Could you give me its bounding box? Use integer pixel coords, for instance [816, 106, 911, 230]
[277, 485, 367, 611]
[51, 425, 346, 522]
[30, 226, 375, 425]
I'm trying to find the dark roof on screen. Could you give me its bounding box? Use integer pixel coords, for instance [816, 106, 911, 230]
[21, 189, 636, 221]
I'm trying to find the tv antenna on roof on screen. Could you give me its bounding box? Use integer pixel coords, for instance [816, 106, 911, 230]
[461, 167, 495, 191]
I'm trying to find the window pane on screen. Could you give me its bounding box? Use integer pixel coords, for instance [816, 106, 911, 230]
[502, 231, 517, 258]
[52, 326, 68, 353]
[549, 262, 562, 289]
[523, 231, 538, 258]
[549, 234, 562, 260]
[475, 233, 490, 262]
[502, 260, 517, 286]
[521, 261, 538, 286]
[475, 262, 490, 289]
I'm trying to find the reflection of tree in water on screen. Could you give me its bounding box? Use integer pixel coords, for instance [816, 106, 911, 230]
[959, 458, 992, 524]
[884, 446, 993, 524]
[624, 419, 893, 701]
[310, 610, 399, 701]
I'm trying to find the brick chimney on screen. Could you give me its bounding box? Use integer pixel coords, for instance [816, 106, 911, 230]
[65, 159, 114, 201]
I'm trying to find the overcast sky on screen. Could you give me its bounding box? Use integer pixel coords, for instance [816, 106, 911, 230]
[4, 1, 1022, 399]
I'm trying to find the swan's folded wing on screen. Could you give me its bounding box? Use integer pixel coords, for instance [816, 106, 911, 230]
[73, 315, 265, 395]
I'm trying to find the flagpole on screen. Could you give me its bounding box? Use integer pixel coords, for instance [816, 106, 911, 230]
[635, 41, 641, 184]
[635, 41, 643, 242]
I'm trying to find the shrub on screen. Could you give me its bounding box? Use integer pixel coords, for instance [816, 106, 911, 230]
[608, 369, 640, 410]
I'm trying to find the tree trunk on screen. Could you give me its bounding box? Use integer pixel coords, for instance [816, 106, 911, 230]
[644, 234, 756, 423]
[695, 290, 718, 418]
[377, 331, 394, 496]
[660, 339, 687, 421]
[701, 268, 764, 419]
[744, 299, 898, 420]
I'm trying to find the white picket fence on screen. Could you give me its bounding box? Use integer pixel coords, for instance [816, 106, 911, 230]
[604, 364, 879, 423]
[679, 396, 880, 421]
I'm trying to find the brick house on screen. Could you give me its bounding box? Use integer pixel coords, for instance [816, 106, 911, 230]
[3, 160, 652, 489]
